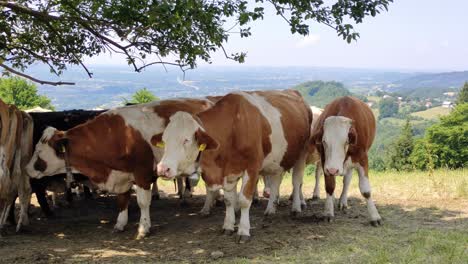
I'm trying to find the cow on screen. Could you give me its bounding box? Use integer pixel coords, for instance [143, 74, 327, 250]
[27, 110, 104, 217]
[26, 98, 214, 239]
[0, 100, 34, 234]
[310, 96, 382, 226]
[308, 106, 324, 200]
[155, 90, 313, 242]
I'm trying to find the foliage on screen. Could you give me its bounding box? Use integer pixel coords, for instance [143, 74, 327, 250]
[0, 77, 55, 110]
[0, 1, 393, 85]
[295, 81, 352, 107]
[386, 119, 414, 171]
[124, 88, 159, 104]
[456, 82, 468, 105]
[411, 103, 468, 169]
[378, 98, 398, 119]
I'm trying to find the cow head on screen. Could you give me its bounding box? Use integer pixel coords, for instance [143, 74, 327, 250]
[26, 127, 69, 178]
[312, 116, 356, 176]
[155, 111, 218, 179]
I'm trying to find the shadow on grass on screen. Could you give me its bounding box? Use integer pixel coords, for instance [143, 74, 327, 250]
[0, 194, 466, 263]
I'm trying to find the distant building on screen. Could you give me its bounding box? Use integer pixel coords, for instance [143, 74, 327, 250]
[366, 102, 374, 107]
[442, 101, 454, 108]
[443, 92, 456, 97]
[383, 94, 392, 99]
[397, 97, 403, 101]
[25, 106, 52, 113]
[425, 102, 433, 108]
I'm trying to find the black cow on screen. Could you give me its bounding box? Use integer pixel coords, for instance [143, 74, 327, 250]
[9, 110, 104, 222]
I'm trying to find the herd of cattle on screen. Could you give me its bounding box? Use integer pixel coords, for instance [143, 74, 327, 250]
[0, 89, 381, 242]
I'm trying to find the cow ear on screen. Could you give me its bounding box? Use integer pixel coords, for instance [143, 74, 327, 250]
[348, 127, 357, 145]
[195, 129, 218, 151]
[151, 133, 164, 148]
[54, 137, 69, 156]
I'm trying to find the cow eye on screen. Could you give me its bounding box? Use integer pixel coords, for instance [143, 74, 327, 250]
[183, 139, 191, 145]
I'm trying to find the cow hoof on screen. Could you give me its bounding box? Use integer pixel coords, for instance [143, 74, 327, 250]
[324, 216, 334, 223]
[112, 227, 125, 233]
[338, 203, 348, 212]
[180, 200, 189, 208]
[135, 232, 148, 240]
[152, 194, 160, 200]
[199, 209, 211, 217]
[222, 229, 235, 236]
[301, 203, 307, 210]
[290, 210, 301, 218]
[236, 235, 250, 244]
[370, 219, 383, 227]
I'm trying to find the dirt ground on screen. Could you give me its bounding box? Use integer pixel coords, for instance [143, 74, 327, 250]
[0, 180, 467, 264]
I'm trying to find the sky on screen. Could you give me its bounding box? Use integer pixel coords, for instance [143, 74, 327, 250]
[86, 0, 468, 72]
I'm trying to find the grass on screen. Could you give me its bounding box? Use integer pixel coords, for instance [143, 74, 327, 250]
[209, 168, 468, 264]
[412, 106, 451, 119]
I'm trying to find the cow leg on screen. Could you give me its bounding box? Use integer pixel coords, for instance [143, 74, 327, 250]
[312, 162, 323, 201]
[7, 201, 16, 226]
[17, 181, 32, 232]
[222, 181, 238, 235]
[83, 186, 92, 200]
[264, 172, 282, 216]
[151, 178, 160, 200]
[262, 175, 271, 199]
[135, 185, 152, 239]
[357, 164, 382, 226]
[291, 151, 307, 215]
[114, 191, 130, 232]
[237, 170, 258, 243]
[0, 202, 12, 236]
[200, 185, 216, 216]
[338, 168, 353, 211]
[324, 174, 336, 222]
[32, 181, 53, 217]
[16, 170, 32, 232]
[184, 177, 192, 198]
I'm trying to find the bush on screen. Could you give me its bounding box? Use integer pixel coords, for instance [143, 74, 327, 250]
[0, 77, 55, 110]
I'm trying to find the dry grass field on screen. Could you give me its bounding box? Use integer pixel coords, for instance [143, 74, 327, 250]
[0, 168, 466, 263]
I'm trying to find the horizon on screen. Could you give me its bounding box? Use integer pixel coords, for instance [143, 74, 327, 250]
[84, 0, 468, 73]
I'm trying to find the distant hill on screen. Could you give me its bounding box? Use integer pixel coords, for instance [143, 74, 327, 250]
[294, 80, 364, 107]
[411, 106, 451, 120]
[387, 71, 468, 98]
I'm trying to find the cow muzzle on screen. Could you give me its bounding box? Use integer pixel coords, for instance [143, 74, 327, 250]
[156, 163, 175, 180]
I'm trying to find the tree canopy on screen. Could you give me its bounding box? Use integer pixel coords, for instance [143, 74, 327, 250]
[378, 97, 398, 119]
[456, 82, 468, 105]
[0, 0, 393, 85]
[386, 118, 414, 171]
[411, 103, 468, 170]
[0, 77, 55, 110]
[125, 88, 159, 104]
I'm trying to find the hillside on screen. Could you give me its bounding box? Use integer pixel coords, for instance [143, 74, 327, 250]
[294, 81, 357, 107]
[411, 106, 451, 119]
[387, 71, 468, 98]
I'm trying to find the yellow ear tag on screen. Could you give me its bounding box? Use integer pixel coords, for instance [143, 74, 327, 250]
[156, 142, 165, 148]
[199, 144, 207, 151]
[60, 145, 66, 153]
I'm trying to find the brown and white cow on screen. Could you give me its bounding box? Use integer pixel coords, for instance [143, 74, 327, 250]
[25, 98, 214, 239]
[155, 90, 312, 242]
[310, 96, 382, 226]
[0, 100, 33, 234]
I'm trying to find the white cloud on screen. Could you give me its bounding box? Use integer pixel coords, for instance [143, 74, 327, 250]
[296, 34, 321, 48]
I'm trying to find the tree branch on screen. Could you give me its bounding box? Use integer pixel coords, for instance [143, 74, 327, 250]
[0, 63, 75, 86]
